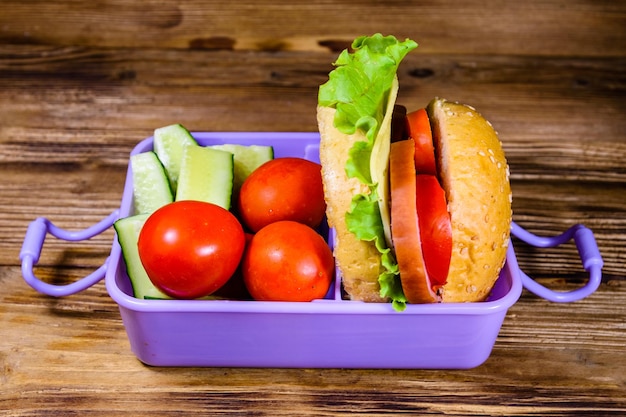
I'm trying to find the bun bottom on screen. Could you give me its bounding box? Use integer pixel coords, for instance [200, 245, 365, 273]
[317, 106, 387, 302]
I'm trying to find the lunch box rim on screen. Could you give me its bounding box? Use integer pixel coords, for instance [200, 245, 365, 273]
[107, 131, 523, 315]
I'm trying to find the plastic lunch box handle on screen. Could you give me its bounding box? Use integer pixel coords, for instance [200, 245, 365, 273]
[19, 210, 120, 297]
[510, 221, 603, 302]
[18, 210, 603, 302]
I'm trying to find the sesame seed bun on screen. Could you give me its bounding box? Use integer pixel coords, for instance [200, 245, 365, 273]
[427, 98, 512, 302]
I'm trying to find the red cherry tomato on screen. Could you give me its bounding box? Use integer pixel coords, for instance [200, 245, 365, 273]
[138, 200, 245, 299]
[415, 175, 452, 288]
[406, 108, 437, 175]
[237, 157, 326, 232]
[242, 221, 334, 302]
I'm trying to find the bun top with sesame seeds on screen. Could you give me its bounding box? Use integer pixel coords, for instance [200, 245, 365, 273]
[426, 97, 512, 302]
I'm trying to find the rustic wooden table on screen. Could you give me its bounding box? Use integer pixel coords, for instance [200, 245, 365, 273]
[1, 1, 624, 415]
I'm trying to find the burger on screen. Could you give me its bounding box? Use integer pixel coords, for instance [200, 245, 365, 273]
[317, 34, 512, 310]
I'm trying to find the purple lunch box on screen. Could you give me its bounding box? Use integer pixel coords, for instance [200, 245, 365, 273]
[20, 132, 604, 369]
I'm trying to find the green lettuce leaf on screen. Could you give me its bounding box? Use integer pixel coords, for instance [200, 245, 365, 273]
[318, 34, 417, 310]
[319, 34, 417, 150]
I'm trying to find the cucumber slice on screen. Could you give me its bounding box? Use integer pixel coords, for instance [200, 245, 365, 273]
[210, 144, 274, 194]
[153, 124, 198, 192]
[113, 214, 172, 300]
[175, 145, 234, 209]
[130, 151, 173, 215]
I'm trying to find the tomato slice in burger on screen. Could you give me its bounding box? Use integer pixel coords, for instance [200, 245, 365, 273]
[407, 108, 451, 286]
[415, 175, 452, 288]
[390, 139, 438, 303]
[406, 108, 437, 175]
[390, 133, 452, 302]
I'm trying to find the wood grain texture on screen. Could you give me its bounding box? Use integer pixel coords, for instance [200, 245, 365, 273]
[1, 1, 624, 56]
[1, 1, 624, 415]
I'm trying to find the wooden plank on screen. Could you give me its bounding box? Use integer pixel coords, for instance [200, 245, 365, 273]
[0, 47, 624, 133]
[0, 1, 623, 56]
